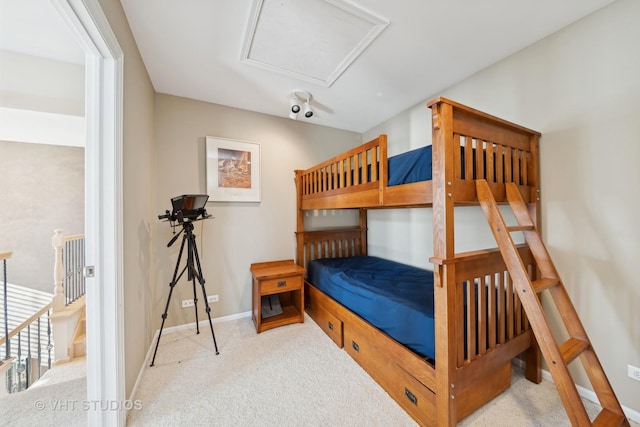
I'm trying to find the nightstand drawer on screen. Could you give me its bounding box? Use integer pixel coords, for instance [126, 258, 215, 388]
[251, 259, 305, 333]
[260, 275, 302, 295]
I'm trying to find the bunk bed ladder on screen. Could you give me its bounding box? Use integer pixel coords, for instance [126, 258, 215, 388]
[476, 179, 629, 427]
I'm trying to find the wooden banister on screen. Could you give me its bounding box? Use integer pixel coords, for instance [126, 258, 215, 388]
[0, 302, 53, 347]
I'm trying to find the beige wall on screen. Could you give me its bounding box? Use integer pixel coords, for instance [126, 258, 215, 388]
[153, 94, 361, 328]
[99, 0, 156, 398]
[0, 140, 84, 292]
[364, 0, 639, 413]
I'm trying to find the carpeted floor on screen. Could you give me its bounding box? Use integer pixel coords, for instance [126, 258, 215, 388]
[127, 315, 637, 426]
[1, 314, 637, 426]
[0, 356, 87, 426]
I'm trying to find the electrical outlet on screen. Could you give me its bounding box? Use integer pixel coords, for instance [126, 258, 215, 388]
[628, 364, 640, 382]
[207, 295, 219, 303]
[181, 299, 195, 308]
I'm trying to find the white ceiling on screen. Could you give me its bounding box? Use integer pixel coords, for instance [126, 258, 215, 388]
[1, 0, 616, 133]
[0, 0, 84, 65]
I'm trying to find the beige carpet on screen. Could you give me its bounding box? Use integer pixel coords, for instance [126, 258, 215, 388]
[1, 314, 637, 426]
[127, 314, 637, 426]
[0, 356, 87, 426]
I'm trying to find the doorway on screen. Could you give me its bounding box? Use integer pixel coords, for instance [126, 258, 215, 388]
[52, 1, 125, 425]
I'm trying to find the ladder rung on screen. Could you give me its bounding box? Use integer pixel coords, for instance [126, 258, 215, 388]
[507, 225, 534, 232]
[592, 408, 626, 427]
[559, 337, 590, 365]
[532, 278, 559, 293]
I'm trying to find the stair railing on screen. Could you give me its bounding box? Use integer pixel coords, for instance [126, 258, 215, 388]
[50, 230, 86, 365]
[0, 303, 53, 393]
[52, 230, 86, 309]
[0, 251, 53, 393]
[1, 251, 11, 361]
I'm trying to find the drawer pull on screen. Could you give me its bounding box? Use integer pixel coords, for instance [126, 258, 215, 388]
[351, 341, 359, 352]
[328, 321, 334, 331]
[405, 388, 418, 406]
[277, 280, 287, 287]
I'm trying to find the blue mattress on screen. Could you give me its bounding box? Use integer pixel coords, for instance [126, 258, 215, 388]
[307, 256, 435, 359]
[388, 145, 433, 185]
[387, 144, 510, 184]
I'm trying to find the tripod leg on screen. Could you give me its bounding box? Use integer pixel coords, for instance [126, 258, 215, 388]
[191, 234, 219, 355]
[150, 233, 188, 366]
[188, 235, 200, 334]
[150, 283, 174, 367]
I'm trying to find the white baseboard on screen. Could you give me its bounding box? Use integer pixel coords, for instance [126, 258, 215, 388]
[538, 369, 640, 424]
[158, 310, 252, 336]
[128, 311, 251, 406]
[512, 359, 639, 423]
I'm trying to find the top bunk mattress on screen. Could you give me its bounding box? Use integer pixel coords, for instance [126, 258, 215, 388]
[387, 144, 505, 185]
[387, 145, 433, 185]
[307, 256, 435, 359]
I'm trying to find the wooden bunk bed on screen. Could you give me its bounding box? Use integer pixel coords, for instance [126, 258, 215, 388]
[294, 97, 543, 426]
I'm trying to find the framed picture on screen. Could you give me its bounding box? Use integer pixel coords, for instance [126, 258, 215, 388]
[206, 137, 261, 202]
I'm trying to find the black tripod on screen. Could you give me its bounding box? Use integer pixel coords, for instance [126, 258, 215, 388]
[150, 219, 219, 366]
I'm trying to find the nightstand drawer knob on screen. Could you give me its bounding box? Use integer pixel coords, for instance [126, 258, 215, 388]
[351, 341, 359, 352]
[328, 321, 334, 330]
[277, 280, 287, 287]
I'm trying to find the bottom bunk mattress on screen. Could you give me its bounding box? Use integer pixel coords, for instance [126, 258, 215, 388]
[307, 256, 435, 360]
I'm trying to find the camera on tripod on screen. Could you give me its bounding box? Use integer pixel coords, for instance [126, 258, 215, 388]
[151, 193, 219, 366]
[158, 194, 211, 223]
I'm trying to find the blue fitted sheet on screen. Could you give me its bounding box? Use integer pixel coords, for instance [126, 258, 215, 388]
[388, 145, 433, 185]
[386, 144, 504, 185]
[307, 256, 435, 359]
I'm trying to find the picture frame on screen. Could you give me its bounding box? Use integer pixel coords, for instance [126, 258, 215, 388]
[206, 137, 261, 202]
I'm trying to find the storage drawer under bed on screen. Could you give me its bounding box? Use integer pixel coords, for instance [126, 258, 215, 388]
[306, 297, 344, 347]
[343, 319, 435, 425]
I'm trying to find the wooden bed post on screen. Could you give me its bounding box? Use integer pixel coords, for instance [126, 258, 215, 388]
[524, 134, 542, 383]
[378, 134, 388, 206]
[430, 100, 458, 426]
[295, 170, 305, 267]
[359, 208, 368, 255]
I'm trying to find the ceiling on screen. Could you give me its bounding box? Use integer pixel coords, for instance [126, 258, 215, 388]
[1, 0, 616, 133]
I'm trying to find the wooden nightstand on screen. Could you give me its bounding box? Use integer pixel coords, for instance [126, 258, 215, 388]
[250, 259, 305, 333]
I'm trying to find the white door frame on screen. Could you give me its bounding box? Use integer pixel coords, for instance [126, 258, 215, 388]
[51, 1, 125, 425]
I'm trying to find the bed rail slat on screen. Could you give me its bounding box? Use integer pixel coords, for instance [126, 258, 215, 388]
[454, 247, 534, 365]
[297, 228, 366, 270]
[504, 147, 513, 182]
[488, 273, 497, 349]
[497, 272, 505, 344]
[507, 275, 514, 339]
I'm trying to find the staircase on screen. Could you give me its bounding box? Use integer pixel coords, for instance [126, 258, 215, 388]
[69, 310, 86, 359]
[1, 231, 86, 395]
[476, 180, 629, 427]
[50, 296, 86, 365]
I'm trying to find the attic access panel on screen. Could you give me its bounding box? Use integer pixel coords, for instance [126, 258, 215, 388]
[241, 0, 388, 87]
